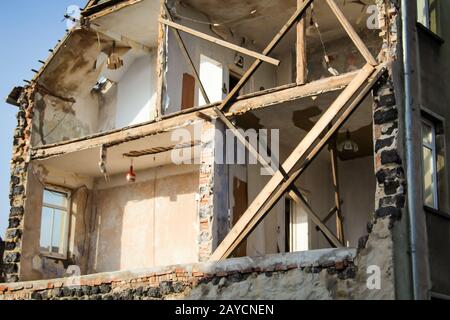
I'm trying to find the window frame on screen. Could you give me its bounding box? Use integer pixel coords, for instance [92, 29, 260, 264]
[422, 117, 439, 210]
[40, 186, 71, 260]
[417, 0, 440, 35]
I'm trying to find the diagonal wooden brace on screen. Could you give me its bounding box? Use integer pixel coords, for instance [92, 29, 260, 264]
[210, 64, 386, 261]
[217, 0, 314, 112]
[160, 19, 280, 66]
[325, 0, 378, 66]
[163, 3, 210, 104]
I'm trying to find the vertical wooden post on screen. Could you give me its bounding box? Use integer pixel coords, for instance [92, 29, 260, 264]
[155, 0, 167, 119]
[296, 0, 307, 85]
[330, 136, 345, 244]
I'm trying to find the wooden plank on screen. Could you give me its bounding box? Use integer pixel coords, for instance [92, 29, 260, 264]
[31, 71, 359, 160]
[217, 0, 314, 112]
[296, 0, 307, 85]
[330, 140, 345, 244]
[155, 0, 167, 119]
[163, 3, 210, 104]
[326, 0, 378, 66]
[181, 73, 195, 110]
[159, 18, 280, 66]
[211, 65, 386, 260]
[209, 64, 376, 261]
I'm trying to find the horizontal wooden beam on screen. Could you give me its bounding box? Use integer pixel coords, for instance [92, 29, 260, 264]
[159, 18, 280, 66]
[31, 71, 358, 160]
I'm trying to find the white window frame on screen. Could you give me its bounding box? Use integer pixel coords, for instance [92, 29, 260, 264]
[40, 187, 71, 259]
[422, 118, 439, 210]
[418, 0, 431, 29]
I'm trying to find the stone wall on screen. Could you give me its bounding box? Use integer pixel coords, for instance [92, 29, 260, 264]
[0, 237, 4, 282]
[2, 86, 35, 283]
[0, 249, 364, 300]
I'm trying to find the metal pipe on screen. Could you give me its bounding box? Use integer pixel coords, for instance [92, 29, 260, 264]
[401, 0, 419, 300]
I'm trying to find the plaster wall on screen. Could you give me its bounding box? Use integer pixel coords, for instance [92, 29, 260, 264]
[88, 165, 200, 274]
[19, 163, 94, 281]
[165, 4, 277, 115]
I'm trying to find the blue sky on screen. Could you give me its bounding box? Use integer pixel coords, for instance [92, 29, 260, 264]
[0, 0, 87, 238]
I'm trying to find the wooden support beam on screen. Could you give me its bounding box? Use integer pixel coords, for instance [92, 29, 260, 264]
[159, 19, 280, 66]
[330, 139, 345, 244]
[155, 0, 167, 119]
[316, 206, 339, 231]
[162, 4, 210, 105]
[210, 64, 382, 261]
[296, 0, 307, 85]
[325, 0, 378, 66]
[217, 0, 314, 112]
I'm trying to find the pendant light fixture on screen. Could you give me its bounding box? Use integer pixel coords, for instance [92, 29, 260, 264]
[126, 159, 136, 183]
[337, 130, 359, 154]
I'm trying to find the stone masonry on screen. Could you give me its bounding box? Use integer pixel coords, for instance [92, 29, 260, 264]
[0, 237, 4, 282]
[0, 249, 361, 300]
[2, 86, 35, 283]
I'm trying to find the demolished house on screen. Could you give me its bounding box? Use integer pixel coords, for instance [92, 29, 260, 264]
[1, 0, 449, 300]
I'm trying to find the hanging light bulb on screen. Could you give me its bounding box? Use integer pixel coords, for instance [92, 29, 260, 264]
[126, 159, 136, 183]
[337, 130, 359, 154]
[107, 41, 124, 70]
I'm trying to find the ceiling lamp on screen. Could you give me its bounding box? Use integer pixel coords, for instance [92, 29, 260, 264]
[107, 41, 124, 70]
[126, 159, 136, 183]
[337, 130, 359, 154]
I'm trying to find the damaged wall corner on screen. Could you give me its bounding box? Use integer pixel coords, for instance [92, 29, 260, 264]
[2, 85, 36, 283]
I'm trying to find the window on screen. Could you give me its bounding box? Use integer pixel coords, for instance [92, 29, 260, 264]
[285, 197, 309, 252]
[199, 54, 223, 105]
[417, 0, 440, 34]
[40, 188, 70, 258]
[422, 119, 438, 209]
[421, 113, 448, 212]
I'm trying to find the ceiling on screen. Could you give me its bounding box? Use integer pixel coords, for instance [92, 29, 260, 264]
[181, 0, 376, 49]
[236, 90, 374, 162]
[39, 125, 199, 178]
[91, 0, 160, 48]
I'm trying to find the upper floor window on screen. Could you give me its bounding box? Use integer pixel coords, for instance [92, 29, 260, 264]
[421, 114, 447, 211]
[417, 0, 440, 34]
[40, 188, 70, 259]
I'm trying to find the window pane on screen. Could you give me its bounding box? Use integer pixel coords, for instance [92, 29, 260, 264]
[423, 146, 436, 208]
[51, 210, 66, 255]
[40, 207, 53, 252]
[429, 0, 438, 33]
[43, 189, 67, 208]
[417, 0, 429, 26]
[422, 122, 433, 146]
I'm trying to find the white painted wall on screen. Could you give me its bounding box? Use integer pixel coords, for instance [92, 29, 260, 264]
[199, 54, 224, 105]
[115, 53, 157, 128]
[165, 4, 278, 115]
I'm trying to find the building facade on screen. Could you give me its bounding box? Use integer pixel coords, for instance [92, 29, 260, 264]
[0, 0, 449, 300]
